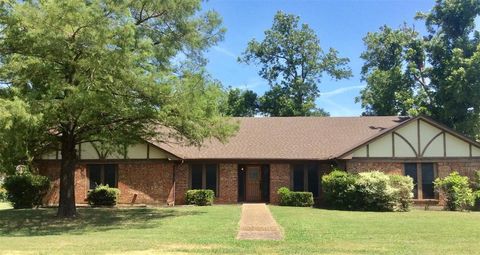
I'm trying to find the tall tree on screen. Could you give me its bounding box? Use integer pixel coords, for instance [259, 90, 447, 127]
[0, 0, 237, 217]
[223, 88, 258, 117]
[239, 11, 352, 116]
[358, 0, 480, 137]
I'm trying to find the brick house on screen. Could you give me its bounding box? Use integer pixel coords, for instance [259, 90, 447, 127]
[37, 116, 480, 205]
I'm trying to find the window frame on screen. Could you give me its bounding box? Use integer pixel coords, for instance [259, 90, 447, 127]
[87, 164, 118, 190]
[189, 164, 219, 197]
[290, 163, 320, 197]
[403, 162, 437, 200]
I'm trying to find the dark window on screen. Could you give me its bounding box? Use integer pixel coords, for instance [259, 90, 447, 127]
[293, 164, 305, 191]
[238, 165, 246, 202]
[292, 163, 320, 197]
[404, 163, 418, 199]
[190, 164, 218, 196]
[88, 164, 117, 189]
[205, 164, 217, 195]
[191, 164, 203, 190]
[421, 163, 435, 199]
[104, 165, 117, 188]
[261, 165, 270, 202]
[308, 165, 319, 197]
[404, 163, 436, 199]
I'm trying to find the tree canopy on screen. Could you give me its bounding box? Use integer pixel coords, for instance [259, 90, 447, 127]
[239, 11, 351, 116]
[223, 88, 258, 117]
[0, 0, 237, 217]
[357, 0, 480, 138]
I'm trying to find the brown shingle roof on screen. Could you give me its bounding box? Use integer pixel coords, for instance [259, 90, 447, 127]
[151, 116, 410, 160]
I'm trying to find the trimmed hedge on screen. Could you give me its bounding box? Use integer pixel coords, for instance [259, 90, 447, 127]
[87, 185, 120, 206]
[185, 189, 214, 206]
[434, 171, 474, 211]
[322, 170, 414, 211]
[3, 173, 50, 209]
[277, 187, 314, 207]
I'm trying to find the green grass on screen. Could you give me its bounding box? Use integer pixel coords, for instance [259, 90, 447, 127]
[1, 205, 480, 254]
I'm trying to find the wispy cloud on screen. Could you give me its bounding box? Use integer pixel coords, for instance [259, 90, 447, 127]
[320, 85, 365, 98]
[321, 97, 362, 116]
[231, 78, 267, 91]
[213, 46, 237, 59]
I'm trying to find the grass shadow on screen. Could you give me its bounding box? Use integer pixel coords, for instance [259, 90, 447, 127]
[0, 207, 204, 237]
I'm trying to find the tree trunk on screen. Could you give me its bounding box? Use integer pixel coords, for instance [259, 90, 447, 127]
[57, 135, 77, 218]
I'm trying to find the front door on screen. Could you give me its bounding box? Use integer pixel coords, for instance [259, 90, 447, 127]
[245, 166, 262, 202]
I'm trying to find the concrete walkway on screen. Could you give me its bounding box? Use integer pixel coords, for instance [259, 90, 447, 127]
[236, 203, 283, 240]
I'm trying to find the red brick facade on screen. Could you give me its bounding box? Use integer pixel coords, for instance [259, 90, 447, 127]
[269, 164, 290, 204]
[346, 159, 480, 204]
[37, 160, 295, 205]
[346, 159, 480, 179]
[217, 163, 238, 203]
[37, 161, 88, 205]
[37, 158, 480, 206]
[38, 161, 175, 205]
[346, 160, 404, 175]
[116, 162, 174, 204]
[173, 163, 188, 205]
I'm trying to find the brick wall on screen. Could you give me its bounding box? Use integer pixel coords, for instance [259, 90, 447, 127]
[437, 161, 480, 179]
[174, 163, 189, 205]
[117, 162, 174, 204]
[217, 163, 238, 203]
[346, 160, 404, 175]
[346, 159, 480, 178]
[38, 161, 88, 205]
[37, 161, 175, 205]
[269, 163, 290, 204]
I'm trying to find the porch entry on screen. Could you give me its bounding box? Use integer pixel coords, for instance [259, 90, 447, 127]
[238, 165, 270, 203]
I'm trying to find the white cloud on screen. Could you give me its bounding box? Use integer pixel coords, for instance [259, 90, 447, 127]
[320, 85, 365, 98]
[231, 78, 267, 91]
[212, 46, 237, 59]
[321, 97, 362, 116]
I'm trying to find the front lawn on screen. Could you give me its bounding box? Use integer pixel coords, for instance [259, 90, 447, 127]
[1, 205, 480, 254]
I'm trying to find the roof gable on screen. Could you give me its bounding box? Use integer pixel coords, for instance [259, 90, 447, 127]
[342, 116, 480, 159]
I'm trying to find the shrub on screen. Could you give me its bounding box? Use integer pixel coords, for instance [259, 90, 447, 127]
[87, 185, 120, 206]
[434, 171, 474, 211]
[322, 169, 357, 210]
[472, 170, 480, 190]
[0, 188, 7, 202]
[355, 171, 395, 211]
[389, 175, 414, 211]
[277, 187, 314, 207]
[3, 173, 50, 209]
[474, 191, 480, 211]
[185, 189, 214, 206]
[277, 187, 291, 206]
[322, 170, 414, 212]
[288, 191, 314, 207]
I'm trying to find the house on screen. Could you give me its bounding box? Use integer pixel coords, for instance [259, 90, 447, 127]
[37, 115, 480, 205]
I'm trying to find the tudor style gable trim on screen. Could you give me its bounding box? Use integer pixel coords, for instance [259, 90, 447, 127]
[337, 116, 480, 159]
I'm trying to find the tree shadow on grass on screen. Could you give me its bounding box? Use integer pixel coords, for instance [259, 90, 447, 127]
[0, 207, 204, 236]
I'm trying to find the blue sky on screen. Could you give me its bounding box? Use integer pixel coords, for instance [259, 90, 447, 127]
[201, 0, 437, 116]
